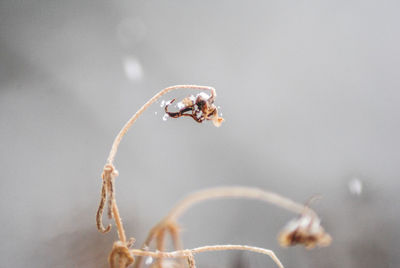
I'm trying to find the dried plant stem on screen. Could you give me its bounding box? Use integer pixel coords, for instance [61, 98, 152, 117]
[106, 85, 216, 165]
[145, 186, 317, 245]
[186, 252, 196, 268]
[97, 85, 331, 268]
[98, 165, 127, 243]
[96, 180, 111, 233]
[135, 186, 313, 268]
[112, 198, 126, 243]
[131, 245, 284, 268]
[165, 186, 317, 221]
[97, 85, 217, 242]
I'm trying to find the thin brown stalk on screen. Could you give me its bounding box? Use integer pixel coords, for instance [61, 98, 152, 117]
[186, 253, 196, 268]
[112, 197, 127, 243]
[96, 179, 111, 233]
[97, 85, 331, 268]
[164, 186, 317, 222]
[97, 85, 216, 244]
[130, 244, 284, 268]
[106, 85, 216, 165]
[135, 186, 313, 268]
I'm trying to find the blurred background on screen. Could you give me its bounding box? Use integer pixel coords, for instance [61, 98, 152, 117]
[1, 0, 400, 267]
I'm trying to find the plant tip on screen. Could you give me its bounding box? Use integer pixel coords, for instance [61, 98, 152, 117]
[278, 214, 332, 249]
[165, 92, 224, 126]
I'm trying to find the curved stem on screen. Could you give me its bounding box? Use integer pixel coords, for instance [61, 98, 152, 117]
[130, 244, 284, 268]
[106, 85, 216, 165]
[164, 186, 317, 222]
[97, 85, 216, 241]
[192, 245, 284, 268]
[96, 180, 112, 233]
[135, 186, 313, 268]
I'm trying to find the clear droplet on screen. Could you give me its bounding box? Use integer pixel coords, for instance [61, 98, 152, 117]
[162, 114, 169, 121]
[160, 100, 165, 107]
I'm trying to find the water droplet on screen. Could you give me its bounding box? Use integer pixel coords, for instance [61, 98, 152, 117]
[162, 114, 169, 121]
[160, 100, 165, 107]
[154, 111, 158, 115]
[348, 178, 363, 196]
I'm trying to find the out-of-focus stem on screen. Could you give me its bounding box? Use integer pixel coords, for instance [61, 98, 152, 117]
[163, 186, 317, 222]
[135, 186, 313, 268]
[131, 244, 284, 268]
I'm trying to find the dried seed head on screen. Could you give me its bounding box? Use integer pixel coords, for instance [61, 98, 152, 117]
[278, 214, 332, 249]
[165, 92, 224, 127]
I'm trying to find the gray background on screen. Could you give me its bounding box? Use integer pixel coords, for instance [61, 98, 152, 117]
[1, 0, 399, 267]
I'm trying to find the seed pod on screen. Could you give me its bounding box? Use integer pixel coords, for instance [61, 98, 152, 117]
[278, 214, 332, 249]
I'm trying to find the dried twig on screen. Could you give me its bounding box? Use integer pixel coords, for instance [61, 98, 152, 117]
[96, 85, 222, 242]
[96, 85, 331, 268]
[134, 186, 325, 268]
[164, 186, 317, 221]
[131, 245, 284, 268]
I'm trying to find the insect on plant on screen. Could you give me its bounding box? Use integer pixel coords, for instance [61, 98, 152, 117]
[96, 85, 331, 268]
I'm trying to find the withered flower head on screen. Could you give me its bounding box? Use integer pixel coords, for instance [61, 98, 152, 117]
[165, 92, 224, 127]
[278, 214, 332, 249]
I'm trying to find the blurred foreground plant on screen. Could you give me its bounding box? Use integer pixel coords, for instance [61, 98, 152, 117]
[96, 85, 331, 268]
